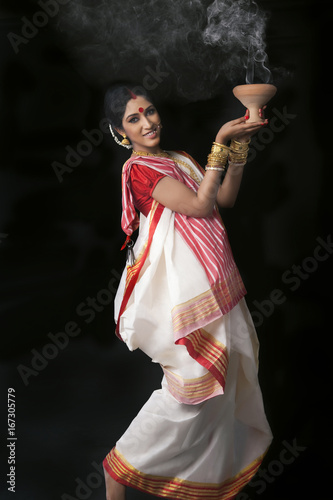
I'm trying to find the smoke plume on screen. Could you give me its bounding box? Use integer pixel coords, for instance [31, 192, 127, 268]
[55, 0, 275, 102]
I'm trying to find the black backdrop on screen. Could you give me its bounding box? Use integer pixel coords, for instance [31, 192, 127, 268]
[0, 1, 332, 499]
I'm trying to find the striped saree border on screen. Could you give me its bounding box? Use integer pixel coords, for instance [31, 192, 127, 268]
[162, 367, 223, 404]
[171, 288, 221, 339]
[176, 329, 229, 389]
[171, 268, 246, 339]
[103, 447, 268, 500]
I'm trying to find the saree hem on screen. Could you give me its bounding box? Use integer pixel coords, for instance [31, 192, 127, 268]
[103, 447, 269, 500]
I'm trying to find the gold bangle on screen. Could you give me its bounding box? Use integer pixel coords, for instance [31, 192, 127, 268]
[207, 154, 228, 166]
[211, 142, 230, 154]
[229, 148, 249, 159]
[229, 152, 247, 161]
[229, 149, 248, 155]
[229, 157, 247, 165]
[208, 152, 228, 160]
[230, 147, 249, 155]
[212, 141, 230, 149]
[231, 139, 251, 146]
[207, 160, 227, 168]
[208, 149, 229, 158]
[230, 139, 250, 153]
[207, 142, 229, 169]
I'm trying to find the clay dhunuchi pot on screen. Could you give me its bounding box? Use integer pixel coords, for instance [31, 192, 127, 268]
[232, 84, 277, 122]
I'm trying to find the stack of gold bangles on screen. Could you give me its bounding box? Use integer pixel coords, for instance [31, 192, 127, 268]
[228, 139, 250, 164]
[205, 139, 250, 172]
[206, 142, 229, 172]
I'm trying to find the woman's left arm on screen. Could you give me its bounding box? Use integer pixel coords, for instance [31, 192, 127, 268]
[214, 110, 267, 208]
[216, 162, 245, 208]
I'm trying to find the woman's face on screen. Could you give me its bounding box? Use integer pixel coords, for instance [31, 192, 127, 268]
[119, 96, 162, 153]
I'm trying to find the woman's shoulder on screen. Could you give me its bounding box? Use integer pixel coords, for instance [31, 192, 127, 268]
[129, 162, 165, 186]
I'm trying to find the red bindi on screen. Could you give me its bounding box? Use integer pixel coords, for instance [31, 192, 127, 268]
[138, 107, 144, 113]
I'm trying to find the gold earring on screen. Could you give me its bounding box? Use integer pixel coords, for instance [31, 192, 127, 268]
[121, 134, 131, 146]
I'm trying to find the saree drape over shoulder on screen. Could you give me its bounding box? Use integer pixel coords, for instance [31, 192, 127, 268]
[103, 151, 273, 500]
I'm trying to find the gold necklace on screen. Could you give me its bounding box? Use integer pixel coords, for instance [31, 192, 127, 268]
[132, 150, 201, 185]
[132, 150, 169, 158]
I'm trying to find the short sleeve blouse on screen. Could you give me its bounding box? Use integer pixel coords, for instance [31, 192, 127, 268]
[129, 164, 166, 217]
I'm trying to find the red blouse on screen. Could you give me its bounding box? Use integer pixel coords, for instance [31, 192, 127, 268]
[129, 164, 166, 217]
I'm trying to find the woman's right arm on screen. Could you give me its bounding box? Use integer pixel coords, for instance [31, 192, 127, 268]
[152, 169, 222, 218]
[152, 115, 266, 217]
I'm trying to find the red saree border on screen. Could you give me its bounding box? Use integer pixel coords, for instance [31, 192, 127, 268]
[115, 200, 164, 340]
[176, 329, 229, 390]
[103, 447, 268, 500]
[162, 367, 223, 404]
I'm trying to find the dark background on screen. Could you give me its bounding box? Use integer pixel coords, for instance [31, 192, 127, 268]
[0, 1, 331, 499]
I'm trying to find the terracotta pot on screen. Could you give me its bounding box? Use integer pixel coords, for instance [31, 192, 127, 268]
[233, 84, 277, 122]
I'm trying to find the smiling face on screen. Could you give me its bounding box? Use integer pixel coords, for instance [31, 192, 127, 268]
[118, 96, 162, 154]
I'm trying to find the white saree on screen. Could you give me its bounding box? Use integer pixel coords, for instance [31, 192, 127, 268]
[103, 151, 273, 499]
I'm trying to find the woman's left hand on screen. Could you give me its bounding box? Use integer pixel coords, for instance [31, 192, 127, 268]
[215, 107, 267, 144]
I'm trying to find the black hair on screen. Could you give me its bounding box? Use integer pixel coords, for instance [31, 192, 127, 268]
[104, 83, 155, 130]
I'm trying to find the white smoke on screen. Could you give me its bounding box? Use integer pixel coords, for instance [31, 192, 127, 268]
[55, 0, 275, 101]
[203, 0, 272, 84]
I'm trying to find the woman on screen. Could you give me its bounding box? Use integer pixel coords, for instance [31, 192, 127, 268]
[103, 83, 273, 500]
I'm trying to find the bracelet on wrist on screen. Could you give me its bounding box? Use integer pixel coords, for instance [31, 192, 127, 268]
[228, 139, 250, 164]
[230, 139, 250, 149]
[228, 153, 248, 162]
[212, 142, 230, 153]
[207, 142, 229, 169]
[205, 166, 225, 172]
